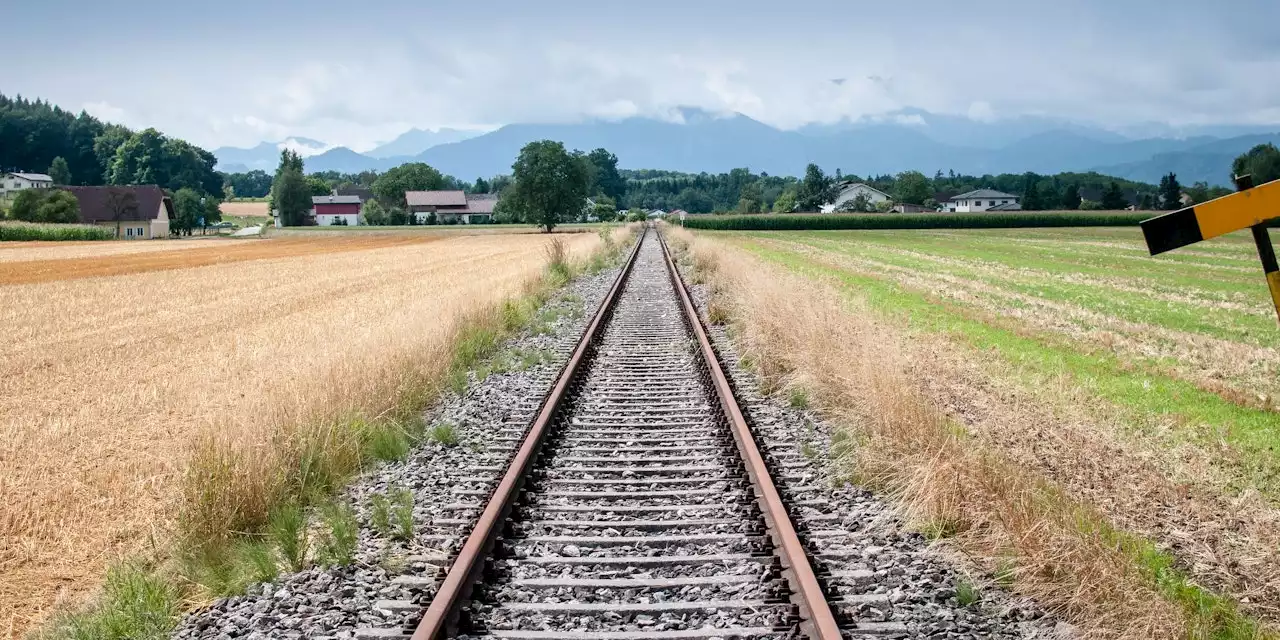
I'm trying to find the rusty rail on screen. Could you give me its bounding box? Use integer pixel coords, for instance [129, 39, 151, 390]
[410, 232, 644, 639]
[657, 228, 844, 640]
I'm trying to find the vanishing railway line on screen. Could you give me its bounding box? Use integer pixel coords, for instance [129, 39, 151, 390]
[357, 228, 907, 639]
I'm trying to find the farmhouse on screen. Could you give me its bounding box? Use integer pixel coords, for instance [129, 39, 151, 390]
[62, 185, 173, 239]
[313, 195, 362, 226]
[942, 189, 1021, 212]
[406, 190, 496, 224]
[822, 182, 891, 213]
[2, 172, 54, 199]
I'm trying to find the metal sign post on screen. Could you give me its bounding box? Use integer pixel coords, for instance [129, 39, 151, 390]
[1140, 174, 1280, 322]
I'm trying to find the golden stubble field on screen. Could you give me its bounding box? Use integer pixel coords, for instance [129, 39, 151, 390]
[0, 232, 600, 637]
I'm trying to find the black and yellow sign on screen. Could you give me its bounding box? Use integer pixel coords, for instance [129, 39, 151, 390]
[1141, 176, 1280, 322]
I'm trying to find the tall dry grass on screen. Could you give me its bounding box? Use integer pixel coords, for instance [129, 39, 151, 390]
[670, 228, 1190, 638]
[0, 232, 602, 637]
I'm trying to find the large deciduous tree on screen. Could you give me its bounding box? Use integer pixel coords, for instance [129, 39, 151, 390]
[372, 163, 445, 205]
[1232, 143, 1280, 186]
[585, 148, 626, 202]
[509, 140, 590, 233]
[173, 188, 204, 236]
[797, 164, 834, 212]
[892, 170, 931, 205]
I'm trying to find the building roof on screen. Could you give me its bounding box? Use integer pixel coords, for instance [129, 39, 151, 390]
[405, 190, 467, 207]
[838, 182, 890, 198]
[464, 194, 497, 214]
[61, 186, 173, 224]
[951, 189, 1019, 201]
[987, 202, 1024, 211]
[9, 172, 53, 182]
[335, 186, 374, 202]
[312, 195, 362, 205]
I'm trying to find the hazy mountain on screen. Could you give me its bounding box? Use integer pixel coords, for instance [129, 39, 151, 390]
[1092, 133, 1280, 186]
[366, 128, 485, 158]
[212, 137, 332, 172]
[213, 109, 1280, 187]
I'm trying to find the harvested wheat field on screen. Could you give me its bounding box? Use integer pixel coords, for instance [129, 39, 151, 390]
[218, 201, 269, 217]
[0, 232, 600, 637]
[0, 235, 452, 285]
[675, 226, 1280, 638]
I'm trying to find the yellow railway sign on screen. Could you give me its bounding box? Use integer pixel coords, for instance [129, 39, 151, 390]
[1140, 175, 1280, 322]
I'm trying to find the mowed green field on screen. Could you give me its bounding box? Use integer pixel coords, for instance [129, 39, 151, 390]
[719, 227, 1280, 499]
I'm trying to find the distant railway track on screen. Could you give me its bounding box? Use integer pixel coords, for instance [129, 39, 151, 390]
[358, 227, 907, 639]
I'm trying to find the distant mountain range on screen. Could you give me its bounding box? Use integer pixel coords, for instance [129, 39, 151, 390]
[213, 109, 1280, 187]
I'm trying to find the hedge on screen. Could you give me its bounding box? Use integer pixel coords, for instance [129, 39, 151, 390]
[0, 221, 116, 241]
[678, 211, 1150, 231]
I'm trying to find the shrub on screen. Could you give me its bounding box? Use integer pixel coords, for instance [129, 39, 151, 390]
[391, 488, 415, 541]
[681, 211, 1149, 231]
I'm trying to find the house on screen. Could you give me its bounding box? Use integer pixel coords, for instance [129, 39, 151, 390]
[822, 182, 891, 213]
[2, 172, 54, 199]
[313, 195, 362, 226]
[892, 203, 933, 213]
[405, 190, 496, 224]
[647, 209, 667, 219]
[942, 189, 1020, 212]
[62, 185, 173, 239]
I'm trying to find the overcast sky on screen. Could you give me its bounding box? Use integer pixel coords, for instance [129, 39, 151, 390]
[4, 0, 1279, 151]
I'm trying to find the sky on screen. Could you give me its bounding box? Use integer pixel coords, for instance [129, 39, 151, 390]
[4, 0, 1280, 152]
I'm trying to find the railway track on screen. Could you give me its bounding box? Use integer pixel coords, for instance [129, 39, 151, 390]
[358, 227, 907, 640]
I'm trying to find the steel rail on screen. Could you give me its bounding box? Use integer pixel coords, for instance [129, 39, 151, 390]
[411, 233, 644, 639]
[656, 228, 844, 640]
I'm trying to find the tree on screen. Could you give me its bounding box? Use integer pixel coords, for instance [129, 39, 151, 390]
[104, 188, 139, 238]
[585, 148, 626, 202]
[474, 177, 491, 194]
[892, 170, 931, 205]
[772, 190, 797, 213]
[372, 163, 444, 205]
[1232, 143, 1280, 186]
[797, 164, 835, 212]
[835, 192, 873, 213]
[737, 182, 763, 213]
[306, 175, 332, 197]
[1061, 184, 1082, 210]
[1138, 193, 1154, 210]
[1021, 173, 1043, 211]
[591, 195, 618, 221]
[48, 156, 71, 185]
[1158, 172, 1182, 210]
[35, 190, 80, 223]
[1101, 182, 1128, 209]
[9, 189, 47, 222]
[509, 140, 590, 232]
[173, 188, 204, 236]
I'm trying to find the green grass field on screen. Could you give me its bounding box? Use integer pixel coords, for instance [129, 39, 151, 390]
[720, 227, 1280, 500]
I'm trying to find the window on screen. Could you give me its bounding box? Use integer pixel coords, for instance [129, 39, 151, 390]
[138, 227, 145, 237]
[126, 228, 133, 238]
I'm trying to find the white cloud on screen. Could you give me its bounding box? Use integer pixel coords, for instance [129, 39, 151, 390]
[7, 1, 1279, 150]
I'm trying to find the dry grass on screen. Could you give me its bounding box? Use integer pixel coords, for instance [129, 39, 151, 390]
[218, 202, 269, 217]
[0, 232, 601, 637]
[0, 235, 445, 285]
[672, 228, 1201, 638]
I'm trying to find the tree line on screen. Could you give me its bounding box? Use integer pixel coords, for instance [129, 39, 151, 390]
[1, 93, 224, 234]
